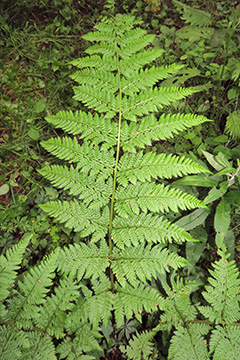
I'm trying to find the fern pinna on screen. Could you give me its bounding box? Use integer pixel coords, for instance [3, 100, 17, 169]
[39, 15, 210, 327]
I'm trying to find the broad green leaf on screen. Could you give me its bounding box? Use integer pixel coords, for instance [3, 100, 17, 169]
[172, 174, 217, 187]
[214, 198, 231, 248]
[0, 184, 10, 195]
[186, 227, 207, 265]
[175, 208, 210, 231]
[202, 150, 224, 171]
[203, 182, 228, 205]
[224, 230, 235, 260]
[224, 190, 240, 206]
[28, 126, 40, 141]
[34, 101, 46, 113]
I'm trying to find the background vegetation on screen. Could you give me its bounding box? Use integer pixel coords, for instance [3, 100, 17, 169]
[0, 0, 240, 358]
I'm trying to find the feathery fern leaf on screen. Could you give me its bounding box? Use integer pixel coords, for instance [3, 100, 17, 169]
[118, 151, 209, 186]
[115, 182, 206, 217]
[5, 251, 58, 328]
[121, 64, 184, 95]
[112, 214, 195, 248]
[168, 324, 210, 360]
[0, 325, 29, 360]
[120, 328, 157, 360]
[36, 11, 212, 355]
[0, 236, 30, 303]
[57, 242, 109, 281]
[199, 251, 240, 323]
[209, 325, 240, 359]
[33, 277, 81, 339]
[41, 138, 115, 178]
[113, 282, 163, 326]
[112, 245, 189, 287]
[160, 276, 198, 329]
[56, 324, 102, 359]
[39, 165, 112, 208]
[45, 110, 117, 147]
[121, 113, 211, 152]
[39, 200, 109, 241]
[21, 332, 56, 360]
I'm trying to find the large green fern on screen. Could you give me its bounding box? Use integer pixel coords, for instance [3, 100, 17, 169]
[44, 13, 210, 326]
[0, 11, 216, 359]
[38, 12, 210, 325]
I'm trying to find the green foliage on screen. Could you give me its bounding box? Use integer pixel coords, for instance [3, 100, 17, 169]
[38, 12, 209, 317]
[1, 10, 211, 358]
[226, 111, 240, 139]
[0, 239, 102, 359]
[167, 250, 240, 360]
[112, 248, 240, 359]
[173, 147, 240, 257]
[1, 2, 240, 358]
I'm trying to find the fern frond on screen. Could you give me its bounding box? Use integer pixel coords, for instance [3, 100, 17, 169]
[112, 214, 195, 248]
[112, 245, 189, 287]
[21, 332, 56, 360]
[38, 165, 112, 208]
[209, 325, 240, 359]
[120, 48, 164, 75]
[39, 200, 109, 241]
[45, 110, 117, 147]
[118, 34, 156, 59]
[41, 138, 114, 179]
[70, 54, 117, 71]
[5, 251, 58, 329]
[118, 152, 209, 186]
[121, 328, 157, 360]
[0, 236, 30, 303]
[121, 113, 211, 152]
[85, 42, 116, 56]
[33, 277, 80, 339]
[57, 241, 109, 281]
[56, 324, 102, 359]
[0, 254, 58, 359]
[70, 68, 118, 94]
[121, 64, 184, 95]
[114, 282, 163, 326]
[168, 324, 210, 360]
[73, 85, 117, 117]
[225, 111, 240, 139]
[122, 86, 199, 121]
[69, 275, 113, 328]
[0, 325, 29, 360]
[199, 252, 240, 323]
[82, 29, 116, 43]
[160, 276, 198, 329]
[115, 182, 205, 217]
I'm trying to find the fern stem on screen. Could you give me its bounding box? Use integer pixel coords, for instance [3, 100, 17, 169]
[108, 63, 122, 291]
